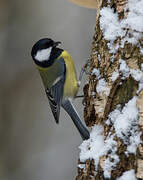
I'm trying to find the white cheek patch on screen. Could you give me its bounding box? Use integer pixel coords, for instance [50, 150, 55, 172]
[35, 47, 52, 62]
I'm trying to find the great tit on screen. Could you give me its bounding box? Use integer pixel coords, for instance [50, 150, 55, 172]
[31, 38, 89, 140]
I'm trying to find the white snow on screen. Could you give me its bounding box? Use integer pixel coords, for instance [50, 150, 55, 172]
[35, 47, 52, 61]
[102, 135, 119, 178]
[130, 69, 143, 81]
[103, 153, 119, 178]
[98, 54, 101, 62]
[107, 42, 120, 54]
[141, 63, 143, 71]
[91, 91, 96, 97]
[92, 68, 100, 79]
[116, 169, 137, 180]
[100, 0, 143, 52]
[108, 97, 141, 154]
[118, 59, 143, 93]
[119, 59, 130, 79]
[79, 126, 119, 178]
[96, 78, 110, 96]
[130, 69, 143, 93]
[79, 125, 104, 164]
[100, 7, 123, 41]
[127, 132, 141, 154]
[79, 97, 141, 177]
[137, 82, 143, 94]
[78, 164, 85, 170]
[111, 70, 119, 81]
[110, 55, 115, 62]
[124, 0, 143, 32]
[140, 47, 143, 55]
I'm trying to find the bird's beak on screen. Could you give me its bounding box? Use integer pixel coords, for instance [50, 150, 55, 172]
[53, 41, 61, 47]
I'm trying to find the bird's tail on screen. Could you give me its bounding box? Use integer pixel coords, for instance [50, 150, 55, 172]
[62, 100, 90, 140]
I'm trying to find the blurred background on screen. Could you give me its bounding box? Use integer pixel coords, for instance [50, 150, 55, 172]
[0, 0, 96, 179]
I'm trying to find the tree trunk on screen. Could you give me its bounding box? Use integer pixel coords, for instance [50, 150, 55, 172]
[76, 0, 143, 179]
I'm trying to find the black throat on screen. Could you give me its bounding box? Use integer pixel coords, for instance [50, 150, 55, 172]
[34, 48, 63, 68]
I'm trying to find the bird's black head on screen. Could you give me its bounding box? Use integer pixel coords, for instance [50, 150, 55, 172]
[31, 38, 61, 63]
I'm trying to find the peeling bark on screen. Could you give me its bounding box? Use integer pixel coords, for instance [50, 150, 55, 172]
[76, 0, 143, 179]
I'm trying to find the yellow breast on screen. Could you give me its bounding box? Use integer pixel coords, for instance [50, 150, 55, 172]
[59, 50, 79, 98]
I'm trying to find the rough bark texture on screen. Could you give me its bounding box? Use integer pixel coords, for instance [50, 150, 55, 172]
[76, 0, 143, 179]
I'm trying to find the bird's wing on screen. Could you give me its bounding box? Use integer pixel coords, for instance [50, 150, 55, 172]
[45, 57, 66, 123]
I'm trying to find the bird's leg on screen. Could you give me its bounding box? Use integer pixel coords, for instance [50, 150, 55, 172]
[76, 59, 90, 99]
[75, 95, 86, 106]
[78, 58, 90, 87]
[75, 95, 84, 99]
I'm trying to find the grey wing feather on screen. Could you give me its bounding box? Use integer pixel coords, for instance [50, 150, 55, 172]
[46, 58, 66, 123]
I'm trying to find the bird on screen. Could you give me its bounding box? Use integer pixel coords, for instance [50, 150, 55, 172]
[31, 38, 90, 140]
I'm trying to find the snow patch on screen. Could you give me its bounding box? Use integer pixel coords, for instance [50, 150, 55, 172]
[103, 153, 119, 178]
[111, 71, 119, 81]
[78, 164, 85, 170]
[119, 59, 143, 92]
[79, 126, 119, 178]
[141, 63, 143, 71]
[98, 54, 101, 62]
[79, 125, 104, 169]
[79, 97, 141, 177]
[130, 69, 143, 82]
[140, 47, 143, 55]
[116, 169, 137, 180]
[92, 68, 100, 79]
[96, 78, 110, 96]
[100, 0, 143, 53]
[102, 135, 119, 178]
[100, 7, 123, 41]
[119, 59, 130, 79]
[108, 97, 141, 154]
